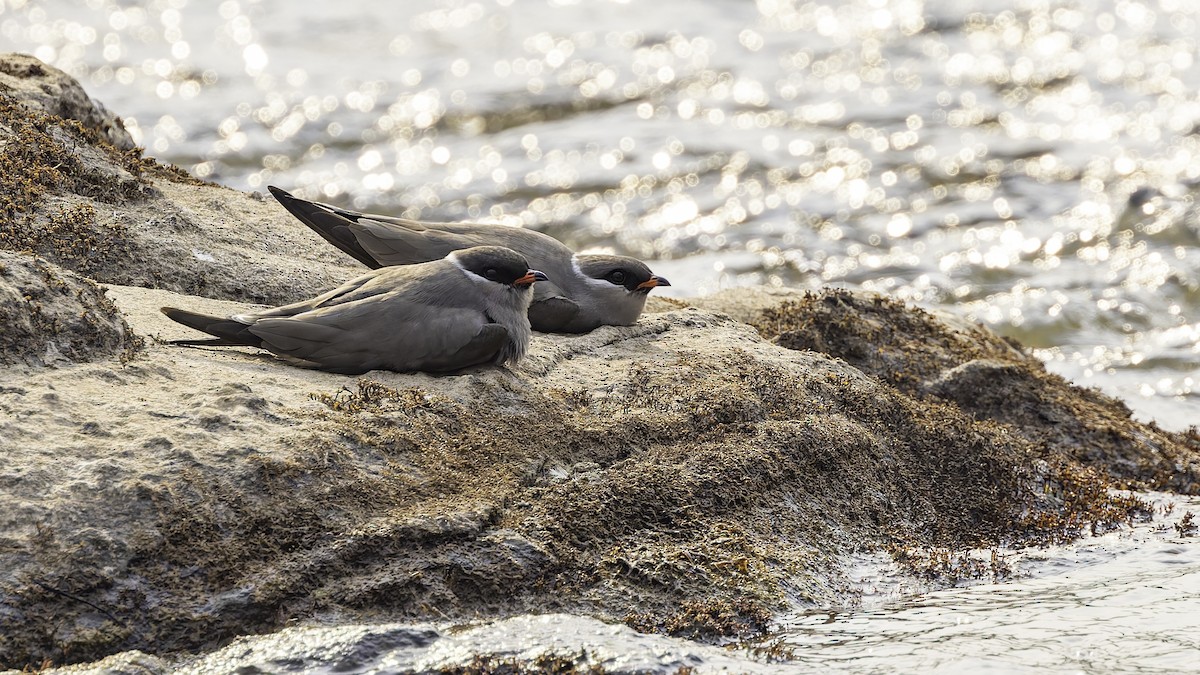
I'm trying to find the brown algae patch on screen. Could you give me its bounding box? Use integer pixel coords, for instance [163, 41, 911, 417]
[0, 52, 136, 150]
[1, 330, 1153, 670]
[0, 89, 211, 280]
[626, 598, 773, 641]
[750, 290, 1200, 493]
[440, 652, 611, 675]
[884, 545, 1013, 585]
[0, 94, 147, 274]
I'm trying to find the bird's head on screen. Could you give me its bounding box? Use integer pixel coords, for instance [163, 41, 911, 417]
[572, 254, 671, 325]
[452, 246, 548, 293]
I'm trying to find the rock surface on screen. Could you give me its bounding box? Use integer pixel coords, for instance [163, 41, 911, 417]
[2, 55, 1199, 671]
[24, 614, 780, 675]
[0, 53, 135, 150]
[0, 53, 362, 306]
[0, 250, 139, 366]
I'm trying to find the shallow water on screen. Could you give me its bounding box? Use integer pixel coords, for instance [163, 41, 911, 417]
[762, 493, 1200, 673]
[6, 0, 1200, 671]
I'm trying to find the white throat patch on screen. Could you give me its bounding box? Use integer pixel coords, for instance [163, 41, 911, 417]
[449, 253, 489, 286]
[572, 255, 620, 291]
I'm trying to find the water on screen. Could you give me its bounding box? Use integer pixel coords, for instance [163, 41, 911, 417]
[5, 0, 1200, 671]
[764, 493, 1200, 673]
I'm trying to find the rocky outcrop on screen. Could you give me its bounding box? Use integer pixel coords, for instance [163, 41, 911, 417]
[716, 289, 1200, 494]
[0, 53, 135, 150]
[3, 290, 1157, 670]
[1, 55, 1197, 671]
[0, 53, 362, 306]
[0, 251, 139, 366]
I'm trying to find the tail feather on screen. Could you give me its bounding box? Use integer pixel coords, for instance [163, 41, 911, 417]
[267, 185, 382, 269]
[160, 307, 263, 347]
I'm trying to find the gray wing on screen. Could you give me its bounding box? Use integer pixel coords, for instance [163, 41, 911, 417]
[351, 217, 575, 269]
[269, 185, 576, 270]
[438, 324, 510, 370]
[248, 294, 506, 374]
[527, 281, 581, 333]
[239, 265, 427, 321]
[269, 185, 382, 268]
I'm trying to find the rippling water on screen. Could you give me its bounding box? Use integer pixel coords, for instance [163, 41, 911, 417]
[6, 1, 1200, 671]
[6, 0, 1200, 428]
[766, 493, 1200, 673]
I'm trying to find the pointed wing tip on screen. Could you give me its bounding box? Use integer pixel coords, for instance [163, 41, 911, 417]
[167, 337, 236, 347]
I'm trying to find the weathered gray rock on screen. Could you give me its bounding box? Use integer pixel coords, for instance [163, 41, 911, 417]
[27, 614, 780, 675]
[171, 614, 777, 674]
[0, 53, 135, 150]
[0, 250, 138, 366]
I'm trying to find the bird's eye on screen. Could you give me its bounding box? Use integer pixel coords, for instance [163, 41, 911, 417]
[484, 268, 499, 280]
[606, 270, 627, 285]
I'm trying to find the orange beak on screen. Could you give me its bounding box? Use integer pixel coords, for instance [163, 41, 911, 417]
[636, 275, 670, 291]
[514, 269, 549, 287]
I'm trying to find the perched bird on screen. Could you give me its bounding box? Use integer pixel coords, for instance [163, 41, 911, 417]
[161, 246, 547, 374]
[268, 186, 670, 333]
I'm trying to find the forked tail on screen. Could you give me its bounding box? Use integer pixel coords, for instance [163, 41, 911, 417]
[160, 307, 263, 347]
[267, 185, 382, 269]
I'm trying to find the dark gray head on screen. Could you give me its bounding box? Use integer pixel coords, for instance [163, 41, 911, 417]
[554, 253, 670, 331]
[573, 254, 671, 294]
[452, 246, 549, 288]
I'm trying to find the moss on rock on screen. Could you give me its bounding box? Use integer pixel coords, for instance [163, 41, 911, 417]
[0, 309, 1168, 668]
[0, 52, 136, 150]
[0, 54, 361, 305]
[745, 289, 1200, 493]
[0, 250, 140, 366]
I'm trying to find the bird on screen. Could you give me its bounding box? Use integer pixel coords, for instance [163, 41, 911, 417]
[160, 246, 548, 374]
[267, 186, 670, 334]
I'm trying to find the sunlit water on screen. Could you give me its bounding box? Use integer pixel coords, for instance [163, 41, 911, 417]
[760, 492, 1200, 673]
[5, 0, 1200, 671]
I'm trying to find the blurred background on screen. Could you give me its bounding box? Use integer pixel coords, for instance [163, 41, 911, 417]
[3, 0, 1199, 428]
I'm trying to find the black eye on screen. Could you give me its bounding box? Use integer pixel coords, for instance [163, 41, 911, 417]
[484, 268, 499, 280]
[606, 270, 627, 285]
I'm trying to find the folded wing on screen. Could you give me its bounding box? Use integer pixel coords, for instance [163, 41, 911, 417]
[248, 295, 508, 374]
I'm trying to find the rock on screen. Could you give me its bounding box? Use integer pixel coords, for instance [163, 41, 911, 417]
[0, 251, 139, 366]
[30, 614, 780, 674]
[167, 614, 775, 674]
[701, 288, 1200, 493]
[0, 53, 135, 150]
[0, 54, 363, 306]
[0, 290, 1185, 669]
[1, 54, 1199, 672]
